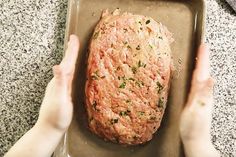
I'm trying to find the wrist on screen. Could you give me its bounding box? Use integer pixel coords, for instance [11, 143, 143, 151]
[183, 139, 220, 157]
[34, 120, 66, 136]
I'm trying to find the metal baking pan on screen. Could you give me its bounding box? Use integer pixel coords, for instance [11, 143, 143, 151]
[53, 0, 206, 157]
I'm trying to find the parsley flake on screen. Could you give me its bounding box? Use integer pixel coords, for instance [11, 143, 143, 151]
[110, 118, 119, 124]
[93, 32, 99, 39]
[156, 81, 164, 93]
[119, 82, 126, 89]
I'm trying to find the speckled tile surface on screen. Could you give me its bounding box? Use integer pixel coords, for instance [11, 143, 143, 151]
[0, 0, 67, 156]
[0, 0, 235, 156]
[206, 0, 236, 156]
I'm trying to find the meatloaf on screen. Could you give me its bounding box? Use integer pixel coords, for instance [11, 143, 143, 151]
[85, 9, 173, 145]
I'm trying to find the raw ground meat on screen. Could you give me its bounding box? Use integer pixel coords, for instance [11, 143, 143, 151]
[85, 9, 173, 145]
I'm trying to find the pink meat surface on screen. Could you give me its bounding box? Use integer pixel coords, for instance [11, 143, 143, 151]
[85, 9, 173, 145]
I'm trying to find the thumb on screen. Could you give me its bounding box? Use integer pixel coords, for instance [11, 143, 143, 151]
[193, 44, 211, 83]
[191, 44, 214, 91]
[50, 35, 80, 94]
[186, 44, 214, 107]
[60, 35, 80, 77]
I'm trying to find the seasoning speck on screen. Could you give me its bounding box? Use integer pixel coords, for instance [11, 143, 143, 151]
[138, 60, 142, 67]
[120, 111, 129, 116]
[91, 70, 100, 80]
[138, 60, 146, 68]
[150, 116, 156, 120]
[93, 32, 99, 39]
[110, 118, 119, 124]
[138, 111, 145, 116]
[146, 20, 151, 24]
[135, 80, 144, 87]
[123, 28, 128, 32]
[178, 58, 182, 64]
[116, 66, 121, 71]
[126, 99, 131, 103]
[136, 45, 141, 50]
[156, 81, 163, 93]
[149, 44, 153, 49]
[128, 78, 135, 81]
[158, 98, 164, 108]
[131, 67, 137, 74]
[92, 101, 100, 111]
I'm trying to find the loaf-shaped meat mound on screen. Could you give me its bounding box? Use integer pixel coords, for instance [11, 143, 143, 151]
[85, 9, 173, 145]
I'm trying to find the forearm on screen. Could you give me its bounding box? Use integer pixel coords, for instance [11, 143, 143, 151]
[5, 123, 64, 157]
[183, 139, 220, 157]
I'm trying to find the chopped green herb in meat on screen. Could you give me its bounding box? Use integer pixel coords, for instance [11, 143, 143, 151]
[131, 66, 137, 74]
[138, 60, 146, 68]
[127, 45, 132, 49]
[150, 116, 156, 121]
[119, 82, 126, 89]
[158, 98, 164, 108]
[89, 117, 94, 122]
[91, 75, 98, 80]
[133, 135, 138, 140]
[91, 70, 105, 80]
[149, 44, 153, 49]
[93, 32, 99, 39]
[156, 81, 164, 93]
[120, 110, 130, 116]
[123, 28, 128, 32]
[92, 101, 100, 111]
[121, 76, 126, 80]
[138, 111, 145, 116]
[138, 60, 142, 67]
[135, 80, 144, 87]
[91, 70, 99, 80]
[128, 78, 135, 81]
[110, 118, 119, 124]
[125, 99, 131, 103]
[116, 66, 121, 71]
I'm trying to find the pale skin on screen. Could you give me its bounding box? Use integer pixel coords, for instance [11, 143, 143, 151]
[179, 45, 220, 157]
[5, 35, 220, 157]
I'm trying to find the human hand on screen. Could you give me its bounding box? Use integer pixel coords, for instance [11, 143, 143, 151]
[179, 44, 220, 157]
[5, 35, 80, 157]
[36, 35, 80, 133]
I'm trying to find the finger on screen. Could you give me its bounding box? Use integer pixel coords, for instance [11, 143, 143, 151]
[186, 44, 214, 107]
[52, 65, 67, 91]
[60, 35, 80, 76]
[193, 44, 210, 83]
